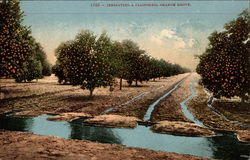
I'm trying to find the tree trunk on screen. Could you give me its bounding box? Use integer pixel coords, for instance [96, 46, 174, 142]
[153, 78, 155, 81]
[135, 79, 138, 86]
[127, 80, 132, 86]
[241, 96, 246, 104]
[119, 78, 122, 90]
[109, 85, 114, 92]
[89, 89, 94, 97]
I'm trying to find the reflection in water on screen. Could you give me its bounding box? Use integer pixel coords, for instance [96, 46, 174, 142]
[69, 118, 122, 144]
[207, 132, 250, 160]
[0, 114, 33, 132]
[0, 114, 249, 160]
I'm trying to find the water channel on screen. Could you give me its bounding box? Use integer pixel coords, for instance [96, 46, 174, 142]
[0, 79, 249, 160]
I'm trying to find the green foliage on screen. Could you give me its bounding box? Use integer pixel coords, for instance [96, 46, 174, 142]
[0, 0, 51, 81]
[13, 36, 51, 82]
[196, 10, 250, 101]
[54, 30, 114, 95]
[52, 41, 71, 84]
[101, 39, 190, 88]
[0, 0, 33, 77]
[15, 59, 42, 82]
[120, 40, 148, 86]
[54, 30, 190, 93]
[33, 42, 51, 76]
[52, 63, 67, 84]
[108, 41, 128, 79]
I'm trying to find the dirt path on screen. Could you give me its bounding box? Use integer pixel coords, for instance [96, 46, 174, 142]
[0, 130, 212, 160]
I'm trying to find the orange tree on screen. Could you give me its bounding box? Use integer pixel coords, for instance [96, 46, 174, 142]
[121, 40, 152, 86]
[33, 42, 51, 76]
[108, 41, 128, 90]
[196, 10, 250, 102]
[118, 40, 190, 86]
[14, 38, 51, 82]
[170, 63, 189, 76]
[14, 58, 42, 82]
[147, 57, 160, 81]
[53, 41, 72, 84]
[147, 58, 189, 81]
[54, 30, 113, 96]
[0, 0, 33, 77]
[54, 31, 191, 91]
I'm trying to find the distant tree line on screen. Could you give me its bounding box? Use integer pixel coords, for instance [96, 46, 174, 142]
[0, 0, 51, 82]
[53, 30, 190, 96]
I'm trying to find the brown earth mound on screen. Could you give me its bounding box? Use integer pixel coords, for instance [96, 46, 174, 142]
[46, 112, 92, 122]
[236, 130, 250, 142]
[85, 114, 140, 128]
[151, 120, 215, 137]
[8, 110, 47, 117]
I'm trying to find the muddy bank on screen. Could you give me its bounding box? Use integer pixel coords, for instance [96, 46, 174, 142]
[84, 114, 140, 128]
[7, 110, 49, 117]
[0, 130, 212, 160]
[46, 112, 92, 122]
[151, 120, 215, 137]
[109, 74, 188, 119]
[0, 74, 188, 117]
[236, 130, 250, 142]
[187, 84, 244, 131]
[150, 74, 198, 123]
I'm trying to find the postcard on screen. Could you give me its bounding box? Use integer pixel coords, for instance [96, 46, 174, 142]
[0, 0, 249, 159]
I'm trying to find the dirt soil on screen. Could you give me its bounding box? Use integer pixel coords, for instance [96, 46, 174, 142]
[0, 130, 212, 160]
[236, 130, 250, 142]
[84, 114, 140, 128]
[1, 73, 248, 159]
[212, 100, 250, 126]
[151, 120, 215, 137]
[46, 112, 92, 122]
[150, 74, 198, 123]
[108, 74, 189, 119]
[186, 83, 245, 131]
[0, 74, 188, 117]
[7, 110, 51, 117]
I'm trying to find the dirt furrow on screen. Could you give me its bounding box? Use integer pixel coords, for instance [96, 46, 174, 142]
[109, 74, 189, 120]
[149, 74, 197, 123]
[186, 84, 245, 131]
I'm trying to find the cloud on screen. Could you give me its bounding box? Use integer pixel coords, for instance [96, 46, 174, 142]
[32, 20, 209, 70]
[150, 29, 194, 49]
[137, 27, 211, 70]
[160, 29, 176, 38]
[187, 39, 195, 47]
[174, 38, 186, 49]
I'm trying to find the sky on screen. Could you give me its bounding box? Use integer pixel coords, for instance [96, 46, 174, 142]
[20, 1, 249, 70]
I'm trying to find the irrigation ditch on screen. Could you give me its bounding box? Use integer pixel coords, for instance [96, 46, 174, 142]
[0, 77, 249, 160]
